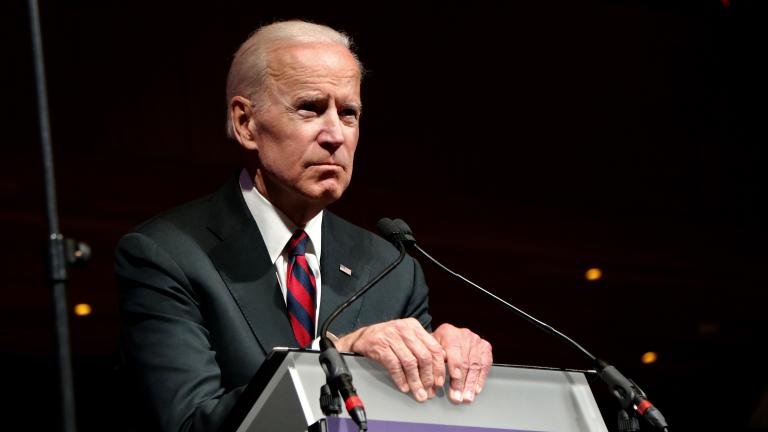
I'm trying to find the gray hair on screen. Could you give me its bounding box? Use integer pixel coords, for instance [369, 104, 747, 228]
[225, 20, 362, 139]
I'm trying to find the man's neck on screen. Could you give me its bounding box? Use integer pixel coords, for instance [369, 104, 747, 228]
[251, 170, 322, 227]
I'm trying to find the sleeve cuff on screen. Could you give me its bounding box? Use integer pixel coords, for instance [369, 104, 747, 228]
[310, 331, 341, 350]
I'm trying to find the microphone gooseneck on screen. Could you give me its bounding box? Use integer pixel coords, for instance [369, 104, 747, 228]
[389, 218, 596, 362]
[382, 218, 669, 431]
[320, 218, 407, 340]
[317, 219, 410, 432]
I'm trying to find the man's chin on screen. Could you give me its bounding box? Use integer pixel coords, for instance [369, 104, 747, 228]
[306, 181, 348, 205]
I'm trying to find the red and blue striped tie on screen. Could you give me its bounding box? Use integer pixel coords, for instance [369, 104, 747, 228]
[285, 230, 316, 348]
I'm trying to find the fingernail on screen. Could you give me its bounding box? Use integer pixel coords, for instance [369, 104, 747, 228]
[475, 384, 483, 394]
[451, 389, 462, 401]
[463, 390, 475, 402]
[416, 389, 428, 401]
[400, 384, 410, 393]
[452, 368, 463, 379]
[437, 376, 445, 387]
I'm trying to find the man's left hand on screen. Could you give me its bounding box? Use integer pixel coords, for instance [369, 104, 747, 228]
[432, 323, 493, 404]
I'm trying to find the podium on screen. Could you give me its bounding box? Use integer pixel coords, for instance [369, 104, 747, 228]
[221, 348, 608, 432]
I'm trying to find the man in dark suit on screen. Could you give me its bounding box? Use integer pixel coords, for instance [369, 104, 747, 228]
[116, 20, 492, 432]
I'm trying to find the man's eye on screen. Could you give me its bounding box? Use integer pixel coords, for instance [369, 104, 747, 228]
[296, 102, 324, 116]
[340, 108, 360, 120]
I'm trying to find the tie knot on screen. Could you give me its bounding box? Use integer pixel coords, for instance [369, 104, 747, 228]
[288, 230, 309, 257]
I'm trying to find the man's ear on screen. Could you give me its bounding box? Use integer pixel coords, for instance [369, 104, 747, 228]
[230, 96, 258, 150]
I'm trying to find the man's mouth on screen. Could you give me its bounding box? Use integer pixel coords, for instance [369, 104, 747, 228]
[309, 162, 343, 168]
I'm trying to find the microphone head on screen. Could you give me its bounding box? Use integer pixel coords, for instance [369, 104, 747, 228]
[376, 218, 400, 242]
[377, 217, 416, 246]
[392, 218, 416, 244]
[392, 218, 412, 234]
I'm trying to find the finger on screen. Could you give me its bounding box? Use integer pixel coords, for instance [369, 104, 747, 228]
[475, 342, 493, 394]
[419, 328, 447, 389]
[445, 344, 467, 403]
[420, 328, 446, 393]
[351, 324, 411, 393]
[432, 344, 446, 389]
[402, 321, 445, 392]
[379, 346, 410, 393]
[390, 336, 429, 401]
[462, 344, 482, 403]
[432, 323, 465, 403]
[414, 342, 436, 396]
[399, 327, 435, 392]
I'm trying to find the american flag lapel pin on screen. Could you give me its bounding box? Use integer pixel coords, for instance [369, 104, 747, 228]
[339, 264, 352, 276]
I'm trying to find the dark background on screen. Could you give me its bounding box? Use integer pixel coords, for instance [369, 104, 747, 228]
[2, 0, 766, 430]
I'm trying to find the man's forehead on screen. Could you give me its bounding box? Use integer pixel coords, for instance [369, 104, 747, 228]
[262, 44, 361, 107]
[266, 42, 360, 80]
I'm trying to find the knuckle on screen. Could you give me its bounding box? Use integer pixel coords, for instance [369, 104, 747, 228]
[388, 366, 405, 380]
[382, 326, 399, 340]
[456, 359, 470, 370]
[385, 362, 401, 373]
[394, 320, 409, 332]
[401, 357, 419, 370]
[428, 342, 444, 354]
[469, 358, 483, 370]
[370, 333, 388, 347]
[416, 350, 432, 365]
[382, 323, 395, 334]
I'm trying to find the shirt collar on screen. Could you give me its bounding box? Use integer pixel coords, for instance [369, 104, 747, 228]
[239, 169, 323, 263]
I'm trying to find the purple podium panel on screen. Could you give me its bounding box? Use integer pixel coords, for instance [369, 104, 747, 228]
[326, 417, 540, 432]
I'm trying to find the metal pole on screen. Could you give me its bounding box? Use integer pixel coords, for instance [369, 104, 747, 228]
[27, 0, 78, 431]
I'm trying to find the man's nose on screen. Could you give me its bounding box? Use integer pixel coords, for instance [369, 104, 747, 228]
[317, 110, 345, 149]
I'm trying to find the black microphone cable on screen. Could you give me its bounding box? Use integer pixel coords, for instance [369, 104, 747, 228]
[317, 218, 410, 432]
[320, 218, 407, 341]
[378, 218, 669, 432]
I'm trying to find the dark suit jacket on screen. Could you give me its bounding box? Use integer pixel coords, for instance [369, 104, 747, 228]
[115, 176, 431, 432]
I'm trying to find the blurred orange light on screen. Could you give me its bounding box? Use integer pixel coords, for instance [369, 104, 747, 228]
[585, 268, 602, 281]
[74, 303, 92, 317]
[641, 351, 658, 365]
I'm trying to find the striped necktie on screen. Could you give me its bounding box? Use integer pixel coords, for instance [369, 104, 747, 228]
[285, 229, 316, 348]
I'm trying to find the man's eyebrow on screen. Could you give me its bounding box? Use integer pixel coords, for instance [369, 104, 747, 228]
[289, 93, 362, 112]
[343, 101, 363, 112]
[291, 93, 326, 105]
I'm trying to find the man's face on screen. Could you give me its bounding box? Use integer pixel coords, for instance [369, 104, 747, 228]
[247, 42, 362, 212]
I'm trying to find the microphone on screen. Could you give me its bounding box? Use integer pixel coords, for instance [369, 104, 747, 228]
[318, 339, 367, 431]
[380, 218, 669, 432]
[317, 218, 410, 432]
[377, 217, 414, 245]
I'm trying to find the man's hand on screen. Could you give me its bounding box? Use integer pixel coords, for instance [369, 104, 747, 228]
[432, 323, 493, 404]
[336, 318, 446, 402]
[335, 319, 492, 404]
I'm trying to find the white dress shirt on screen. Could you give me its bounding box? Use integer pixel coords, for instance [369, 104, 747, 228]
[239, 169, 323, 340]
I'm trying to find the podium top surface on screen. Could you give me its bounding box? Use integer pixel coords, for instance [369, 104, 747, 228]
[224, 349, 608, 432]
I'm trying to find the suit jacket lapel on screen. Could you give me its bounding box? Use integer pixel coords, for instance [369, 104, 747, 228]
[207, 177, 296, 355]
[318, 213, 371, 337]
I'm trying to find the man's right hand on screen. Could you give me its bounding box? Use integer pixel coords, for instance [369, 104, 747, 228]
[335, 318, 446, 402]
